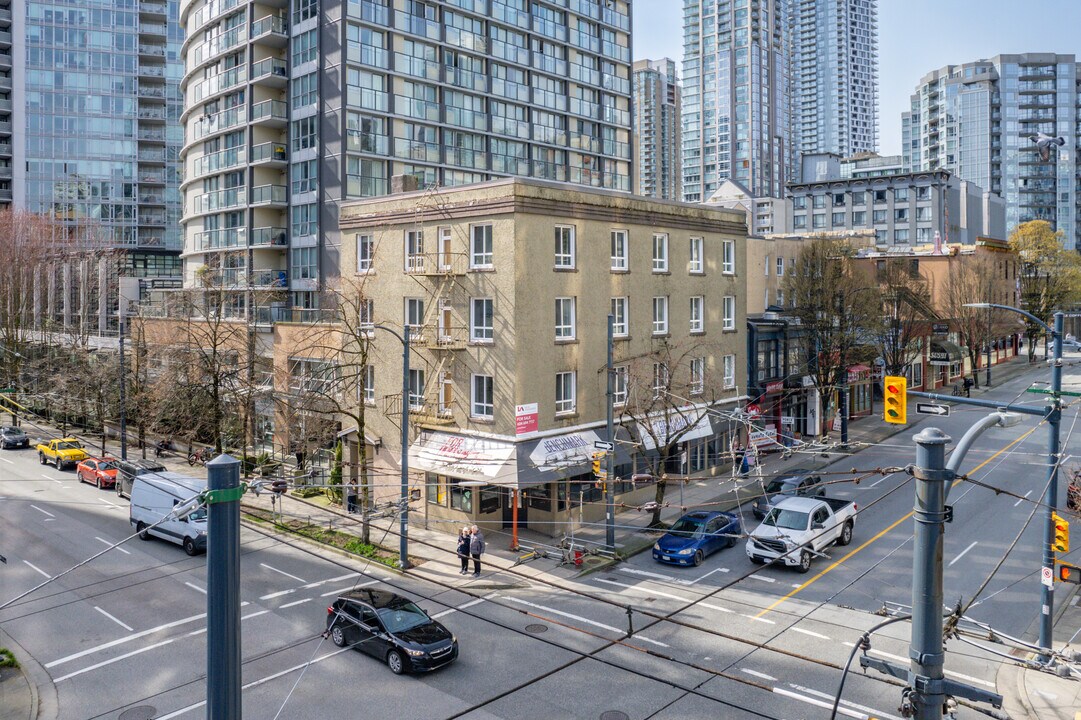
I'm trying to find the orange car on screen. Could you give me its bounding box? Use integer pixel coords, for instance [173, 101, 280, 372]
[77, 457, 119, 489]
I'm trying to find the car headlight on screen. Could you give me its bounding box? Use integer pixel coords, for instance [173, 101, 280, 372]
[675, 548, 694, 556]
[653, 542, 661, 551]
[405, 648, 426, 657]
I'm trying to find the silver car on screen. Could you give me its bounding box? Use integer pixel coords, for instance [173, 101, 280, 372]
[752, 469, 824, 519]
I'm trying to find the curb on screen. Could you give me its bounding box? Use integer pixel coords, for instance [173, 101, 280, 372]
[0, 626, 55, 720]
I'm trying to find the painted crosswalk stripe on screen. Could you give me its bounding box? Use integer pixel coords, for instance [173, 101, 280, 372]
[502, 596, 668, 648]
[95, 536, 130, 554]
[95, 606, 134, 632]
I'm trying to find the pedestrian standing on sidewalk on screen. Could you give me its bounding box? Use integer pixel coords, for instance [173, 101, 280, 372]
[469, 524, 485, 577]
[734, 442, 747, 476]
[456, 527, 471, 575]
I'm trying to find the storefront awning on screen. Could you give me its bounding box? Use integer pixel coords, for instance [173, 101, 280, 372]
[636, 411, 714, 452]
[929, 340, 964, 366]
[526, 429, 601, 472]
[408, 431, 518, 487]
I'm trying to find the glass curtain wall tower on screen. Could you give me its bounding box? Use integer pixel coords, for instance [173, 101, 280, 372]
[632, 57, 681, 200]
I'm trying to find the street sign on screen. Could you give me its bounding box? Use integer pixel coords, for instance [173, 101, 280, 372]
[932, 323, 949, 336]
[1042, 566, 1054, 588]
[780, 416, 795, 425]
[593, 440, 614, 451]
[915, 403, 950, 417]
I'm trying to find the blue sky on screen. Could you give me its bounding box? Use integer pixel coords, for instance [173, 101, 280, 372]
[632, 0, 1081, 155]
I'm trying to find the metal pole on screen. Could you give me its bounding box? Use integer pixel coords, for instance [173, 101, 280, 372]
[840, 376, 849, 445]
[1039, 311, 1064, 659]
[985, 306, 992, 388]
[118, 309, 127, 461]
[400, 325, 411, 570]
[206, 454, 241, 720]
[911, 426, 951, 720]
[605, 314, 615, 549]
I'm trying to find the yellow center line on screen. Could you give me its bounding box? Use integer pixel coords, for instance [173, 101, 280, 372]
[754, 425, 1041, 618]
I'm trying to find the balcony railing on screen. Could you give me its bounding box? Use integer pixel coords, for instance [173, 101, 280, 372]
[252, 226, 288, 246]
[197, 227, 247, 251]
[250, 184, 287, 205]
[250, 142, 288, 164]
[251, 14, 287, 39]
[250, 57, 288, 81]
[250, 99, 288, 124]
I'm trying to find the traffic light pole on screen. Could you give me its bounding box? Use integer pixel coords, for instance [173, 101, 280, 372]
[605, 314, 615, 550]
[205, 454, 242, 720]
[1038, 311, 1064, 660]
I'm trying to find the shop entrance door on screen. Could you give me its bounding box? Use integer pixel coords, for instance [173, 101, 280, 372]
[502, 487, 527, 528]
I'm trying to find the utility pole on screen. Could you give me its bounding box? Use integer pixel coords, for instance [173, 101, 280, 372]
[985, 306, 992, 387]
[205, 454, 242, 720]
[118, 305, 127, 461]
[399, 325, 411, 570]
[605, 314, 615, 549]
[1039, 311, 1064, 657]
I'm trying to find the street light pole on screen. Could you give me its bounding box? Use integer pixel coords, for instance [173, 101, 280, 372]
[373, 324, 411, 571]
[118, 308, 127, 461]
[605, 314, 615, 550]
[985, 306, 992, 388]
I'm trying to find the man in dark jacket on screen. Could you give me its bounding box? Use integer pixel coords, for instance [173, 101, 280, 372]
[457, 528, 471, 575]
[469, 525, 485, 577]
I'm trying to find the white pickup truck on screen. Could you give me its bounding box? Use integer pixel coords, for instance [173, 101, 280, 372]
[745, 496, 857, 573]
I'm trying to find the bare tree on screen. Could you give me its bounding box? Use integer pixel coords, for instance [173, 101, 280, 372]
[873, 258, 936, 378]
[942, 253, 1010, 385]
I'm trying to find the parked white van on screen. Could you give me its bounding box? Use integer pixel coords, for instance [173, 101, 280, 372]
[129, 472, 208, 555]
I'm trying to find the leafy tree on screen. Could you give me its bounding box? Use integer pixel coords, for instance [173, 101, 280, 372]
[1010, 221, 1081, 360]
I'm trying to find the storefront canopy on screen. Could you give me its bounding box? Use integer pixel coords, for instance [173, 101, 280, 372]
[636, 411, 714, 452]
[408, 432, 518, 487]
[929, 340, 964, 366]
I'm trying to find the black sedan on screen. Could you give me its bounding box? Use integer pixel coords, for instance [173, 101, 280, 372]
[326, 589, 458, 674]
[0, 426, 29, 449]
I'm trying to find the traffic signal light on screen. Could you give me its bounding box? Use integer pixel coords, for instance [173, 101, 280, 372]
[884, 376, 907, 425]
[1058, 562, 1081, 584]
[1052, 513, 1070, 554]
[591, 452, 606, 479]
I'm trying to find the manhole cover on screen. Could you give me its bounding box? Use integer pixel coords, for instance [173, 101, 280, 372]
[600, 712, 630, 720]
[118, 707, 157, 720]
[525, 623, 548, 634]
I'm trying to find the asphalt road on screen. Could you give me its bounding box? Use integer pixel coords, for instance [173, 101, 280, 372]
[1, 360, 1077, 719]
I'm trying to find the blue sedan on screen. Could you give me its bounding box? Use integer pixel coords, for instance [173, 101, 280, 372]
[652, 511, 742, 567]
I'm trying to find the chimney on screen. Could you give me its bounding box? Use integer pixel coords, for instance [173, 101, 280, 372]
[391, 174, 420, 194]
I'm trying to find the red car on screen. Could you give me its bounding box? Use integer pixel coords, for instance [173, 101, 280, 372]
[77, 457, 119, 489]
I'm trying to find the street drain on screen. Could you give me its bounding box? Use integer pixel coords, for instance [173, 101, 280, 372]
[600, 712, 630, 720]
[525, 623, 548, 634]
[118, 707, 156, 720]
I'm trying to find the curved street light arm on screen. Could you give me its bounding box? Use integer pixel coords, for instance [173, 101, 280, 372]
[963, 302, 1057, 336]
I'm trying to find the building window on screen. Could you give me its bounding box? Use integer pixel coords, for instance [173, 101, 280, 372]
[832, 212, 845, 226]
[291, 72, 318, 107]
[652, 296, 668, 335]
[833, 193, 845, 206]
[356, 234, 373, 273]
[471, 224, 493, 267]
[359, 298, 374, 336]
[291, 28, 318, 66]
[689, 296, 704, 333]
[775, 257, 784, 276]
[873, 209, 887, 224]
[916, 206, 931, 222]
[363, 365, 374, 405]
[852, 211, 866, 225]
[470, 297, 493, 342]
[690, 357, 705, 395]
[290, 246, 318, 280]
[894, 229, 910, 243]
[291, 116, 317, 151]
[293, 0, 317, 24]
[874, 189, 887, 204]
[652, 362, 669, 399]
[405, 298, 425, 333]
[775, 288, 785, 306]
[610, 230, 628, 271]
[291, 159, 318, 194]
[793, 214, 807, 229]
[471, 374, 493, 419]
[812, 195, 827, 209]
[895, 208, 908, 222]
[722, 296, 735, 330]
[612, 366, 628, 406]
[812, 214, 826, 229]
[554, 225, 575, 268]
[652, 233, 668, 272]
[405, 229, 424, 271]
[611, 297, 628, 337]
[408, 368, 425, 409]
[291, 203, 318, 237]
[851, 191, 865, 206]
[722, 240, 735, 274]
[555, 297, 576, 339]
[793, 196, 807, 210]
[916, 186, 931, 201]
[449, 478, 472, 512]
[905, 361, 924, 388]
[555, 371, 576, 414]
[895, 188, 909, 203]
[689, 236, 703, 274]
[722, 354, 736, 389]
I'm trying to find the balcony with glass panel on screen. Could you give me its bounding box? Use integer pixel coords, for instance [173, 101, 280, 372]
[0, 30, 12, 48]
[250, 141, 288, 168]
[394, 12, 442, 41]
[192, 66, 244, 103]
[347, 174, 387, 197]
[250, 58, 288, 88]
[569, 62, 599, 86]
[394, 52, 441, 81]
[188, 25, 243, 67]
[602, 38, 630, 63]
[251, 226, 288, 247]
[138, 189, 166, 205]
[393, 137, 441, 163]
[532, 16, 567, 41]
[601, 72, 629, 95]
[532, 54, 567, 77]
[192, 187, 246, 214]
[141, 210, 167, 226]
[569, 29, 600, 53]
[445, 106, 486, 131]
[139, 2, 168, 20]
[193, 146, 246, 177]
[250, 184, 287, 207]
[139, 23, 167, 37]
[348, 86, 389, 112]
[489, 39, 529, 66]
[139, 64, 165, 78]
[138, 43, 166, 59]
[491, 116, 529, 140]
[352, 43, 389, 69]
[347, 129, 388, 154]
[445, 66, 486, 92]
[0, 143, 12, 157]
[444, 146, 487, 171]
[251, 15, 288, 47]
[491, 78, 529, 102]
[491, 153, 528, 175]
[0, 75, 10, 90]
[347, 0, 389, 24]
[197, 227, 247, 251]
[140, 168, 167, 184]
[250, 99, 288, 128]
[138, 83, 166, 100]
[444, 27, 486, 54]
[569, 97, 599, 119]
[138, 147, 167, 165]
[492, 2, 529, 28]
[393, 95, 440, 122]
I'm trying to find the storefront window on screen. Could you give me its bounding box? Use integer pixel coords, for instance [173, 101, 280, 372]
[567, 479, 602, 506]
[478, 486, 500, 514]
[526, 484, 551, 510]
[426, 473, 446, 505]
[450, 479, 473, 512]
[689, 441, 707, 472]
[613, 463, 636, 493]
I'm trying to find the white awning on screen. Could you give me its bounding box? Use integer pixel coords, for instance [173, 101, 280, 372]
[408, 432, 518, 487]
[637, 412, 713, 452]
[527, 429, 602, 471]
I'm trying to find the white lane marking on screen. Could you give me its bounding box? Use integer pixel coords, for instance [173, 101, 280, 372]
[97, 497, 120, 508]
[46, 612, 207, 668]
[773, 687, 871, 719]
[1014, 490, 1032, 507]
[502, 596, 668, 648]
[302, 572, 360, 589]
[748, 574, 776, 583]
[94, 536, 131, 555]
[154, 648, 352, 720]
[866, 473, 894, 488]
[741, 668, 777, 681]
[619, 565, 729, 586]
[260, 563, 307, 584]
[259, 589, 295, 600]
[94, 606, 134, 632]
[23, 560, 51, 579]
[431, 593, 498, 619]
[743, 614, 776, 625]
[279, 598, 312, 609]
[30, 504, 54, 518]
[949, 541, 978, 567]
[787, 683, 904, 720]
[184, 582, 207, 595]
[242, 610, 269, 621]
[54, 640, 174, 683]
[595, 577, 735, 615]
[41, 474, 55, 481]
[320, 580, 378, 597]
[0, 456, 12, 464]
[844, 645, 996, 688]
[789, 626, 830, 640]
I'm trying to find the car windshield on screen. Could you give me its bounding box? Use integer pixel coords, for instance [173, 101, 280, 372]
[98, 462, 116, 471]
[57, 441, 82, 450]
[667, 517, 708, 538]
[765, 479, 796, 495]
[3, 427, 21, 435]
[377, 602, 430, 634]
[763, 508, 809, 531]
[188, 507, 207, 522]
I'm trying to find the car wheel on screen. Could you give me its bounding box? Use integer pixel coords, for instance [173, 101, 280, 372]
[797, 551, 812, 574]
[137, 522, 150, 541]
[727, 535, 738, 548]
[96, 476, 102, 489]
[386, 650, 405, 675]
[838, 521, 853, 547]
[38, 452, 45, 465]
[183, 537, 197, 556]
[330, 625, 346, 648]
[116, 481, 124, 497]
[692, 549, 704, 567]
[55, 456, 62, 470]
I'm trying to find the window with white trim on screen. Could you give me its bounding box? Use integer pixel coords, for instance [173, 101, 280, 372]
[408, 368, 425, 409]
[610, 230, 628, 271]
[652, 296, 669, 335]
[405, 298, 425, 334]
[555, 371, 576, 414]
[471, 374, 493, 419]
[612, 365, 628, 406]
[471, 224, 493, 267]
[690, 357, 705, 395]
[775, 288, 785, 307]
[610, 297, 628, 337]
[722, 354, 735, 389]
[652, 362, 669, 399]
[555, 297, 576, 339]
[470, 297, 493, 342]
[689, 236, 703, 273]
[722, 239, 735, 274]
[689, 296, 704, 333]
[363, 365, 375, 405]
[405, 229, 424, 271]
[722, 296, 735, 330]
[359, 298, 374, 337]
[652, 233, 668, 272]
[356, 234, 373, 273]
[554, 225, 575, 268]
[776, 256, 784, 276]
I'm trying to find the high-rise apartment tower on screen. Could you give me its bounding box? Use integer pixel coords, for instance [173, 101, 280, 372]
[632, 58, 681, 200]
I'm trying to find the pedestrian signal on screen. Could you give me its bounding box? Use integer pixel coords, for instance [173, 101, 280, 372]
[1058, 562, 1081, 584]
[883, 376, 907, 425]
[1052, 513, 1069, 554]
